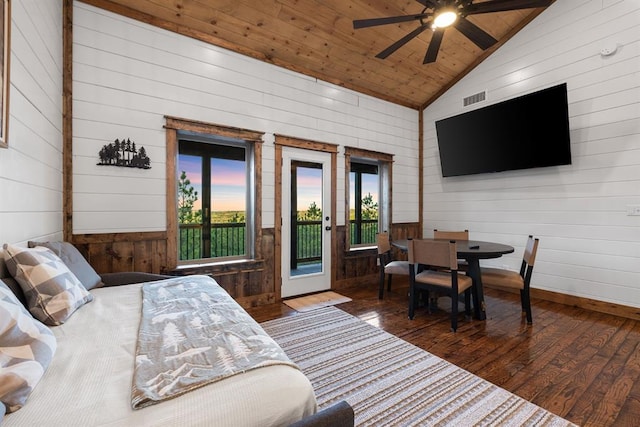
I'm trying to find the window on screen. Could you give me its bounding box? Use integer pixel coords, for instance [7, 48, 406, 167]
[177, 134, 254, 262]
[164, 116, 264, 270]
[345, 147, 393, 249]
[350, 161, 379, 246]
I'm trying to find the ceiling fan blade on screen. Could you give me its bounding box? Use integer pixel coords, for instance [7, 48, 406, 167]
[423, 28, 445, 63]
[414, 0, 437, 7]
[376, 24, 431, 59]
[467, 0, 553, 15]
[354, 13, 431, 29]
[454, 17, 498, 50]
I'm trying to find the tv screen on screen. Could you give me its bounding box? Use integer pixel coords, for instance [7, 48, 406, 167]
[435, 83, 571, 177]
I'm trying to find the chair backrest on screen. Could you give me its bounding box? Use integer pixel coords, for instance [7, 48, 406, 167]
[523, 235, 540, 266]
[519, 235, 540, 283]
[408, 239, 458, 270]
[376, 232, 391, 255]
[433, 229, 469, 241]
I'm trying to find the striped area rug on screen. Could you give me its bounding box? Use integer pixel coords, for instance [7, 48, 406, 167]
[261, 307, 576, 427]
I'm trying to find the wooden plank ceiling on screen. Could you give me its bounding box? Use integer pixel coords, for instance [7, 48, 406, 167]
[79, 0, 552, 109]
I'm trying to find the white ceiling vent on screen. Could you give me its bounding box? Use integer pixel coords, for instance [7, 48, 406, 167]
[463, 90, 486, 107]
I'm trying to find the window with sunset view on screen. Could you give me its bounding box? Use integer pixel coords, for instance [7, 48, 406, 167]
[178, 137, 254, 262]
[350, 161, 380, 246]
[345, 147, 393, 250]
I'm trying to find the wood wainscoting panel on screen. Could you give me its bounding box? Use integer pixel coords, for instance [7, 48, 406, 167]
[334, 222, 419, 290]
[173, 259, 274, 309]
[73, 232, 168, 274]
[73, 228, 277, 309]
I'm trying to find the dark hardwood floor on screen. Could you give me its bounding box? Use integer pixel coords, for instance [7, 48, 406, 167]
[247, 279, 640, 427]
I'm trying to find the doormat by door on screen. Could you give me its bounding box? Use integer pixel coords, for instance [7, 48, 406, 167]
[283, 291, 352, 312]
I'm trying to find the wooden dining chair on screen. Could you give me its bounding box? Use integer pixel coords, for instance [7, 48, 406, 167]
[434, 229, 469, 271]
[481, 235, 539, 324]
[407, 239, 472, 332]
[433, 229, 469, 240]
[376, 232, 410, 299]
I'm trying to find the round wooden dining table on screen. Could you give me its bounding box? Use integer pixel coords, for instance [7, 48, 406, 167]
[391, 239, 515, 321]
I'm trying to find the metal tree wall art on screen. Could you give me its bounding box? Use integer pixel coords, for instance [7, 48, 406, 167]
[97, 138, 151, 169]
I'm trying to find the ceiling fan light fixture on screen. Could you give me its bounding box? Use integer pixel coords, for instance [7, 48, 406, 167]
[433, 9, 457, 29]
[353, 0, 553, 64]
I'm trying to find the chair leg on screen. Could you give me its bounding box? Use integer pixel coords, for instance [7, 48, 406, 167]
[464, 289, 471, 319]
[387, 274, 393, 292]
[423, 291, 432, 312]
[429, 295, 436, 310]
[451, 293, 458, 332]
[522, 288, 533, 324]
[378, 269, 385, 300]
[408, 283, 416, 320]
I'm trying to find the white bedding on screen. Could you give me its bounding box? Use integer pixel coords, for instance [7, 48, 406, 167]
[2, 279, 317, 427]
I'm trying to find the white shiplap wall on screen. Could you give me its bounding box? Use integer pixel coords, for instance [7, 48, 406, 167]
[423, 0, 640, 307]
[72, 2, 419, 234]
[0, 0, 63, 245]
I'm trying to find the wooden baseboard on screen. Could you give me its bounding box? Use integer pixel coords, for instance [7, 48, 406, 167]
[486, 284, 640, 321]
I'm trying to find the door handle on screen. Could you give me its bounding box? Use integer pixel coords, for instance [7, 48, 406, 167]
[325, 226, 332, 231]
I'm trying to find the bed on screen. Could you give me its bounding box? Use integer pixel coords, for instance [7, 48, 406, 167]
[0, 243, 318, 426]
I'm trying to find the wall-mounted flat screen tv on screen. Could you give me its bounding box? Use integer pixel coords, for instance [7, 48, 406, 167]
[435, 83, 571, 177]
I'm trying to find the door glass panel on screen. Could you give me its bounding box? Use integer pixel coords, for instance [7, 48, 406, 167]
[290, 161, 323, 277]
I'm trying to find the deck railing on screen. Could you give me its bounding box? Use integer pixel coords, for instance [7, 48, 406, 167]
[179, 222, 245, 260]
[179, 218, 378, 261]
[291, 220, 322, 268]
[350, 219, 378, 245]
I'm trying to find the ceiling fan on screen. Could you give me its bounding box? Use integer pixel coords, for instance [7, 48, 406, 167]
[353, 0, 553, 64]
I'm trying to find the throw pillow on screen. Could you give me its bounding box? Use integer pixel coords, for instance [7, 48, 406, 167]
[0, 281, 57, 413]
[2, 244, 94, 326]
[28, 241, 103, 290]
[0, 277, 28, 309]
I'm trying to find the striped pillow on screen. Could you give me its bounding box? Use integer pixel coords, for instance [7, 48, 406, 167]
[2, 244, 94, 326]
[27, 241, 104, 290]
[0, 280, 57, 413]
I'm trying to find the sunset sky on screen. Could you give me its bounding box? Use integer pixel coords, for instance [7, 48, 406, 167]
[295, 166, 322, 211]
[179, 155, 378, 214]
[179, 154, 246, 212]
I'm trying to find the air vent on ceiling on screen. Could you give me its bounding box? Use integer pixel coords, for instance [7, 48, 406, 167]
[463, 90, 486, 107]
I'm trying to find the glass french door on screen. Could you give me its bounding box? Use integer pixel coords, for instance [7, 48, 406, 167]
[281, 147, 332, 298]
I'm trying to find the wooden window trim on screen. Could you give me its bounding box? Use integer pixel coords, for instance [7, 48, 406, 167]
[165, 116, 263, 270]
[344, 146, 394, 252]
[344, 146, 394, 163]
